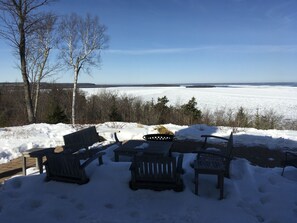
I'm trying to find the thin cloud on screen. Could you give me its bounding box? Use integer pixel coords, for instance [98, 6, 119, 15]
[106, 46, 214, 55]
[106, 45, 297, 55]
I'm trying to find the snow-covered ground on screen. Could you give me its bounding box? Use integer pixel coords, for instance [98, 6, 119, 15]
[1, 122, 297, 164]
[0, 123, 297, 223]
[83, 85, 297, 121]
[1, 85, 297, 222]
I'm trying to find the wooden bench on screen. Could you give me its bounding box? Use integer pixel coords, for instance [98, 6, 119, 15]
[62, 126, 105, 163]
[129, 154, 184, 192]
[22, 126, 119, 176]
[194, 132, 234, 199]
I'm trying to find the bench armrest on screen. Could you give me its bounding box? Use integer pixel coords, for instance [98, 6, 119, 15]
[81, 152, 105, 168]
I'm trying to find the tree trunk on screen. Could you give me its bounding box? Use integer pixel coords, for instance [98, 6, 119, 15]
[72, 67, 79, 125]
[34, 78, 40, 118]
[20, 19, 35, 124]
[34, 49, 49, 118]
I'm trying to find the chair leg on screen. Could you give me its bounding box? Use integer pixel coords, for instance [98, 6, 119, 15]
[217, 175, 220, 188]
[219, 174, 224, 200]
[281, 166, 285, 176]
[98, 156, 103, 165]
[195, 170, 199, 195]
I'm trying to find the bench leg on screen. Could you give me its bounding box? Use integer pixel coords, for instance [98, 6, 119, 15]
[98, 155, 103, 165]
[22, 156, 27, 176]
[114, 152, 119, 162]
[37, 157, 44, 174]
[281, 166, 285, 176]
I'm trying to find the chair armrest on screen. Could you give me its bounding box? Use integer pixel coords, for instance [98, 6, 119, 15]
[285, 151, 297, 161]
[201, 134, 229, 149]
[114, 132, 121, 144]
[91, 141, 122, 152]
[285, 151, 297, 156]
[201, 135, 229, 141]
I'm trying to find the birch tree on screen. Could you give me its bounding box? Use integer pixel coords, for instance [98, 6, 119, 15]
[57, 13, 109, 125]
[26, 13, 59, 117]
[0, 0, 54, 123]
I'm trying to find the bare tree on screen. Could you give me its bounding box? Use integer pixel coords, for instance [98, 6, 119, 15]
[57, 13, 109, 125]
[26, 13, 59, 117]
[0, 0, 54, 123]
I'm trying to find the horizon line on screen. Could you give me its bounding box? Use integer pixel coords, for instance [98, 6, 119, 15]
[106, 44, 297, 55]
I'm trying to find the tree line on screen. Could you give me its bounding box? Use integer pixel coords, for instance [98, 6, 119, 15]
[0, 0, 108, 125]
[1, 84, 296, 131]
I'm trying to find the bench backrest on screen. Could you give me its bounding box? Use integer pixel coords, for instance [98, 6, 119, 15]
[132, 154, 183, 182]
[63, 126, 101, 153]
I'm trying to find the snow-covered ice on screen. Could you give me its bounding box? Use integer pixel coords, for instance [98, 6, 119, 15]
[83, 85, 297, 120]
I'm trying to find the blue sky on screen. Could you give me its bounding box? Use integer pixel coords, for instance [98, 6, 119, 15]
[0, 0, 297, 84]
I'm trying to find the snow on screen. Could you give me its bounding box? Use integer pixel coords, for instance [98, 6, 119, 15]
[0, 122, 297, 223]
[82, 85, 297, 120]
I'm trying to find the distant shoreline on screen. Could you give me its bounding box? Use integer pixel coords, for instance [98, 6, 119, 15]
[0, 82, 217, 89]
[0, 81, 296, 89]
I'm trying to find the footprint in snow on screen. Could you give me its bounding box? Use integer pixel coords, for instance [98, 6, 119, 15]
[268, 176, 277, 185]
[75, 202, 85, 211]
[258, 185, 266, 193]
[30, 199, 42, 209]
[259, 195, 271, 205]
[104, 203, 114, 209]
[10, 178, 22, 189]
[129, 211, 140, 218]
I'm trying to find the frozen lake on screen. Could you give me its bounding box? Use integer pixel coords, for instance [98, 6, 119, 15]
[83, 85, 297, 121]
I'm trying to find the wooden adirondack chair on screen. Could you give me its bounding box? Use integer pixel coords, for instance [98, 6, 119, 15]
[194, 132, 234, 199]
[44, 151, 104, 184]
[129, 154, 184, 192]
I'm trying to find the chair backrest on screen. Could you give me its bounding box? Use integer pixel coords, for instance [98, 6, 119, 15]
[143, 134, 174, 141]
[45, 153, 86, 181]
[63, 126, 101, 153]
[224, 132, 234, 159]
[132, 154, 183, 182]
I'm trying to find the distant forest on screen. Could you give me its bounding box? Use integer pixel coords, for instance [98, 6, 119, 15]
[1, 83, 296, 130]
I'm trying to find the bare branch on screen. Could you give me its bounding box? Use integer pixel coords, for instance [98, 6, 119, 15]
[0, 0, 56, 123]
[57, 13, 109, 124]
